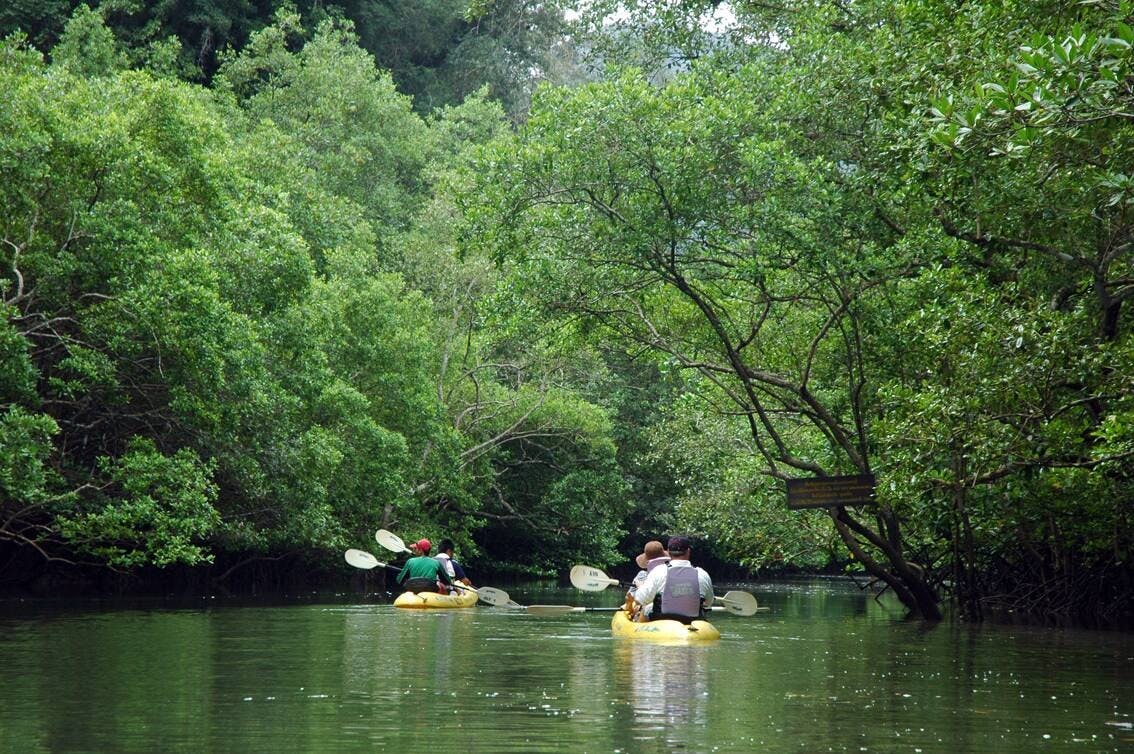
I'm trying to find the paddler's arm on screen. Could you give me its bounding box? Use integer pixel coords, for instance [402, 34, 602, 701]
[633, 567, 663, 609]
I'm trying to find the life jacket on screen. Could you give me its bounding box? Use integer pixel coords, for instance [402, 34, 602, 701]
[652, 563, 702, 620]
[645, 556, 669, 572]
[435, 553, 457, 579]
[434, 553, 457, 592]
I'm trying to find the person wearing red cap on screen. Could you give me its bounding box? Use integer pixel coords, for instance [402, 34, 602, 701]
[395, 538, 453, 594]
[631, 535, 713, 623]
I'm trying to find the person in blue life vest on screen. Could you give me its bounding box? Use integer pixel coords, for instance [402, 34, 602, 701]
[625, 540, 670, 614]
[630, 535, 713, 623]
[435, 539, 473, 593]
[396, 538, 453, 594]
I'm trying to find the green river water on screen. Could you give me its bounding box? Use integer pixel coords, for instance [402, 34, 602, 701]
[1, 578, 1131, 753]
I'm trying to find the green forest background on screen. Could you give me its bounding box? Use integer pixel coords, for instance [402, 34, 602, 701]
[2, 0, 1132, 625]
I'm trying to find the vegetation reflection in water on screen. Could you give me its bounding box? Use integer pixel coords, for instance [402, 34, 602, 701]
[0, 580, 1131, 753]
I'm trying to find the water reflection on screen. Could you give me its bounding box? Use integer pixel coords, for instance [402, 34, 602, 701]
[340, 606, 481, 719]
[611, 639, 712, 751]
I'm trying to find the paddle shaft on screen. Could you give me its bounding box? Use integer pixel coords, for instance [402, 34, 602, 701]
[571, 564, 759, 615]
[527, 605, 622, 614]
[348, 561, 401, 573]
[527, 604, 738, 616]
[589, 576, 744, 608]
[586, 575, 746, 608]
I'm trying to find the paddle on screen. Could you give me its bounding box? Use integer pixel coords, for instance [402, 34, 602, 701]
[524, 604, 741, 616]
[478, 587, 619, 614]
[344, 548, 398, 571]
[526, 605, 622, 615]
[569, 564, 763, 616]
[375, 528, 411, 554]
[475, 586, 526, 608]
[373, 530, 480, 594]
[478, 583, 753, 616]
[569, 564, 624, 590]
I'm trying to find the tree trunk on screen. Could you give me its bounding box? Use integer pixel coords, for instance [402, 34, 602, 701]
[831, 507, 943, 620]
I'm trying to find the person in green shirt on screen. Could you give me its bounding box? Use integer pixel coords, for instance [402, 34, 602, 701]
[395, 539, 453, 594]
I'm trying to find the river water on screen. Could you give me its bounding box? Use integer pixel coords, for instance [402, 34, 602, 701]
[1, 578, 1131, 753]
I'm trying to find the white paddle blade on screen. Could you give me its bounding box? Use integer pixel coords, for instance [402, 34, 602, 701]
[569, 565, 620, 592]
[476, 586, 514, 607]
[375, 529, 410, 554]
[717, 590, 759, 616]
[344, 549, 382, 570]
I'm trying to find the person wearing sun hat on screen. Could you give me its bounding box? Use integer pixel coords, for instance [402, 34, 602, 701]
[635, 540, 670, 572]
[630, 535, 713, 623]
[626, 540, 668, 593]
[395, 537, 453, 594]
[625, 540, 672, 616]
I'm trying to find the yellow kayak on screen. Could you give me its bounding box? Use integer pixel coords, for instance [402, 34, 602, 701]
[611, 608, 721, 643]
[393, 589, 478, 609]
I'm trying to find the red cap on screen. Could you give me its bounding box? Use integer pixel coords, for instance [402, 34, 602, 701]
[415, 539, 432, 554]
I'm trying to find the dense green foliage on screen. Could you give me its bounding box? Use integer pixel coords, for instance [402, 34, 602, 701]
[0, 12, 624, 585]
[2, 0, 1132, 623]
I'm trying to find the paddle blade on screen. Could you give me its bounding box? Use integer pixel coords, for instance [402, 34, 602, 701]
[344, 549, 384, 570]
[569, 564, 620, 592]
[717, 590, 759, 616]
[375, 529, 410, 554]
[476, 586, 515, 607]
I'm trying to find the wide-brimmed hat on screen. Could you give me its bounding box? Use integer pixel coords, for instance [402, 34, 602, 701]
[635, 540, 668, 569]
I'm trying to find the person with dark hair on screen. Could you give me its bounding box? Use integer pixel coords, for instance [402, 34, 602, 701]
[435, 539, 473, 592]
[395, 538, 452, 594]
[630, 535, 713, 623]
